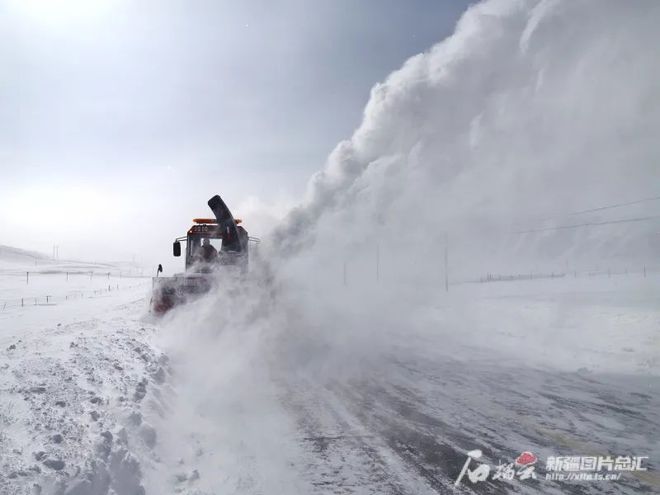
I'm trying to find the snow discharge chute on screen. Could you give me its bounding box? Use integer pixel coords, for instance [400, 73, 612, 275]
[207, 194, 243, 253]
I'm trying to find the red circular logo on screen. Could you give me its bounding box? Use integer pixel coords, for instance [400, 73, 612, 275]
[515, 452, 538, 466]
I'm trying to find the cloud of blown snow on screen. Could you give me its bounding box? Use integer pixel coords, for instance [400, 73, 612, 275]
[273, 0, 660, 285]
[157, 0, 660, 418]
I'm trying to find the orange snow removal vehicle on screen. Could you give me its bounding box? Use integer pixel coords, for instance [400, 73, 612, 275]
[150, 194, 257, 314]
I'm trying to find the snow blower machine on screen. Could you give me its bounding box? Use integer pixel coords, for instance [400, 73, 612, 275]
[150, 194, 257, 314]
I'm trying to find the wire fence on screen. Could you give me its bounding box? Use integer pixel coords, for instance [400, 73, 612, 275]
[0, 282, 151, 311]
[335, 242, 658, 289]
[471, 265, 655, 285]
[1, 270, 149, 282]
[0, 270, 152, 312]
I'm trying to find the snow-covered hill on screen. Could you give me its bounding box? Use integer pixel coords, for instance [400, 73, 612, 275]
[0, 245, 51, 267]
[0, 245, 146, 274]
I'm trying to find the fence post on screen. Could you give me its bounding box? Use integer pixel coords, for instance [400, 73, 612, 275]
[21, 298, 24, 307]
[26, 272, 29, 284]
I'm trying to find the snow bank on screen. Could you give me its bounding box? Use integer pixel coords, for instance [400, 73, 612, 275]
[0, 255, 157, 495]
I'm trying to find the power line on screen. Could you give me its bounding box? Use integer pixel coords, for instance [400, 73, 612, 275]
[513, 214, 660, 234]
[566, 195, 660, 217]
[517, 194, 660, 224]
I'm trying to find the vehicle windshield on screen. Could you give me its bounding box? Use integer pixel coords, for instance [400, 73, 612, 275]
[187, 236, 222, 267]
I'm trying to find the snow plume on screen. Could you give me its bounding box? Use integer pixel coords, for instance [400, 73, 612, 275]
[148, 269, 313, 494]
[274, 0, 660, 281]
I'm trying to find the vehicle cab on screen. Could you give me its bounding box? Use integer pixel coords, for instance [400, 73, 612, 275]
[173, 218, 249, 273]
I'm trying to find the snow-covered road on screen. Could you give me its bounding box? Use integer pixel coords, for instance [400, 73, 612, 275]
[1, 266, 658, 494]
[278, 344, 660, 494]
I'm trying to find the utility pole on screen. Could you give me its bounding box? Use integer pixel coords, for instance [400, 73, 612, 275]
[444, 232, 449, 292]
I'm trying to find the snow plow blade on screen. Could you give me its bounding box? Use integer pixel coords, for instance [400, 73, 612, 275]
[150, 275, 213, 314]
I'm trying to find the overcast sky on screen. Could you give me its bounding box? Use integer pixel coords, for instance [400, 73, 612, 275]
[0, 0, 470, 262]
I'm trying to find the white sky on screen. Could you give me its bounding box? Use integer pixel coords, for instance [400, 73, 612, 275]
[0, 0, 470, 265]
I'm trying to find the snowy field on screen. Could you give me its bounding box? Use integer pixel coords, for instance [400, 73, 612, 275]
[0, 249, 658, 495]
[0, 250, 155, 495]
[0, 246, 148, 310]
